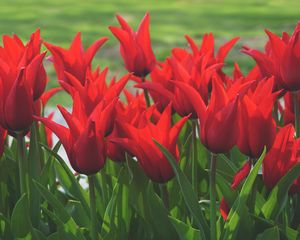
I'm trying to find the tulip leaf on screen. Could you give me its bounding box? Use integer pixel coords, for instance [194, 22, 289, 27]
[222, 147, 266, 240]
[41, 143, 90, 217]
[216, 172, 237, 206]
[11, 194, 31, 238]
[33, 180, 85, 240]
[262, 162, 300, 220]
[145, 184, 177, 239]
[256, 226, 280, 240]
[154, 139, 209, 240]
[169, 216, 202, 240]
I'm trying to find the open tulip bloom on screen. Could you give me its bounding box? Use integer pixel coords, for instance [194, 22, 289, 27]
[3, 14, 300, 240]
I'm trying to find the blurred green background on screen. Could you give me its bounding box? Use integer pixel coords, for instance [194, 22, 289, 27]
[1, 0, 300, 105]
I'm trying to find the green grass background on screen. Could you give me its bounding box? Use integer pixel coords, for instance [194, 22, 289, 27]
[1, 0, 300, 105]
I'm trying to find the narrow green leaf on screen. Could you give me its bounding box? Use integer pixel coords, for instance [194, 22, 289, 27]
[40, 143, 90, 217]
[222, 148, 266, 240]
[11, 194, 31, 238]
[169, 216, 202, 240]
[34, 181, 85, 240]
[262, 162, 300, 220]
[154, 139, 209, 240]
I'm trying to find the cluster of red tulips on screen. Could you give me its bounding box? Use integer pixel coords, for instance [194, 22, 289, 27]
[1, 13, 300, 240]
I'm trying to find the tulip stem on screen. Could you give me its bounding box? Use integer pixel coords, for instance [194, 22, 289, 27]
[88, 175, 98, 240]
[210, 153, 217, 240]
[17, 133, 27, 196]
[192, 120, 198, 194]
[142, 76, 151, 107]
[160, 184, 169, 209]
[293, 91, 300, 137]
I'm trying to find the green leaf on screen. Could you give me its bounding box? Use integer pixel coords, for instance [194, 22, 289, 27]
[11, 194, 31, 238]
[41, 143, 90, 217]
[34, 181, 85, 240]
[169, 216, 202, 240]
[256, 227, 280, 240]
[262, 162, 300, 220]
[222, 147, 266, 240]
[216, 173, 237, 206]
[154, 139, 209, 240]
[145, 184, 177, 239]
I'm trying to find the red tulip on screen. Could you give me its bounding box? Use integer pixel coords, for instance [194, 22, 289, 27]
[35, 97, 116, 175]
[110, 104, 188, 183]
[237, 78, 278, 158]
[106, 90, 148, 162]
[263, 124, 300, 193]
[109, 13, 156, 77]
[0, 30, 47, 132]
[281, 91, 300, 126]
[45, 33, 108, 87]
[0, 127, 7, 157]
[243, 22, 300, 91]
[174, 78, 239, 153]
[60, 67, 130, 116]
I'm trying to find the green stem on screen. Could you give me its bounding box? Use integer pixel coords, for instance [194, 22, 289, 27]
[159, 184, 169, 209]
[293, 91, 300, 137]
[249, 158, 257, 214]
[17, 133, 27, 196]
[192, 120, 198, 194]
[88, 175, 98, 240]
[142, 76, 151, 107]
[210, 153, 217, 240]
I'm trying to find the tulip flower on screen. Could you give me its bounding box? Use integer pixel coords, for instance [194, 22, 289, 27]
[174, 78, 239, 153]
[0, 30, 47, 132]
[60, 67, 130, 116]
[35, 97, 116, 175]
[281, 91, 300, 126]
[0, 127, 7, 157]
[109, 12, 156, 77]
[243, 22, 300, 91]
[263, 124, 300, 193]
[237, 78, 278, 158]
[110, 104, 188, 183]
[106, 90, 147, 162]
[44, 33, 108, 87]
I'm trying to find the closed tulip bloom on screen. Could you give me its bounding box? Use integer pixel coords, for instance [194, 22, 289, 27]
[174, 78, 239, 153]
[110, 104, 188, 183]
[35, 97, 116, 175]
[45, 33, 108, 87]
[0, 30, 47, 132]
[109, 13, 156, 77]
[237, 78, 278, 158]
[263, 124, 300, 193]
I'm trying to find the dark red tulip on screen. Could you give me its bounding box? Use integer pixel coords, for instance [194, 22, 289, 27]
[109, 13, 156, 77]
[45, 33, 108, 87]
[174, 78, 239, 153]
[237, 78, 278, 158]
[263, 124, 300, 193]
[35, 98, 117, 175]
[0, 30, 47, 132]
[110, 104, 188, 183]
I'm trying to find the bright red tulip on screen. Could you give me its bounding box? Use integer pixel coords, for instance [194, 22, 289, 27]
[263, 124, 300, 193]
[109, 13, 156, 77]
[243, 22, 300, 91]
[281, 91, 300, 126]
[237, 78, 278, 158]
[35, 97, 116, 175]
[60, 67, 130, 116]
[0, 30, 47, 132]
[110, 104, 188, 183]
[174, 78, 239, 153]
[45, 33, 108, 87]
